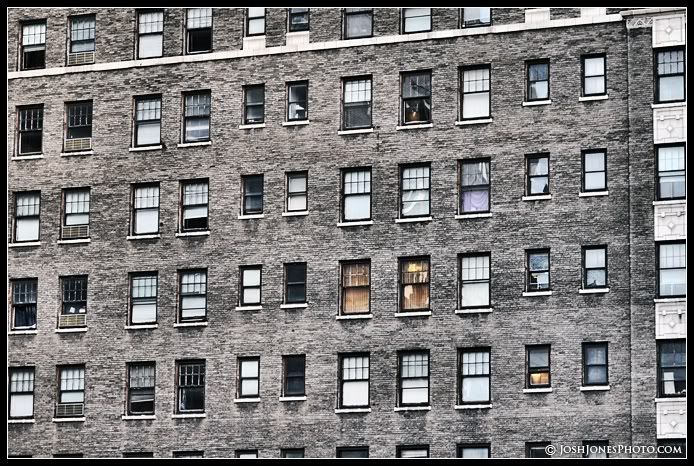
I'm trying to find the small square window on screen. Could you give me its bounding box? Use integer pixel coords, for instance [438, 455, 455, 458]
[344, 8, 373, 39]
[288, 8, 309, 32]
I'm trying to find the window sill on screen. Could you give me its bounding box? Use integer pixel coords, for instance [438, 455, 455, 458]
[55, 327, 88, 333]
[282, 211, 309, 217]
[234, 398, 260, 403]
[337, 127, 374, 135]
[455, 212, 492, 219]
[129, 145, 163, 152]
[395, 216, 432, 224]
[8, 419, 35, 424]
[579, 94, 609, 101]
[654, 397, 687, 403]
[579, 191, 609, 197]
[522, 194, 552, 201]
[523, 388, 553, 393]
[177, 141, 211, 148]
[654, 297, 687, 303]
[522, 291, 553, 297]
[579, 288, 610, 294]
[60, 150, 94, 157]
[126, 234, 161, 240]
[239, 123, 266, 130]
[279, 396, 307, 402]
[455, 118, 493, 125]
[280, 303, 308, 309]
[8, 242, 41, 248]
[175, 231, 210, 237]
[52, 417, 86, 423]
[57, 238, 91, 244]
[651, 102, 686, 109]
[125, 324, 158, 330]
[283, 120, 310, 126]
[395, 311, 432, 317]
[455, 404, 492, 410]
[173, 322, 208, 328]
[580, 385, 610, 391]
[12, 154, 44, 160]
[395, 123, 433, 131]
[334, 408, 371, 414]
[337, 220, 374, 227]
[394, 406, 431, 412]
[522, 99, 552, 106]
[171, 413, 206, 419]
[455, 308, 493, 314]
[8, 329, 38, 335]
[336, 314, 373, 320]
[122, 415, 156, 420]
[653, 199, 686, 206]
[238, 214, 264, 220]
[236, 305, 263, 311]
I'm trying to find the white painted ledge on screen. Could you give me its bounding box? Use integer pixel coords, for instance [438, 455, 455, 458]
[455, 404, 492, 410]
[52, 417, 86, 423]
[173, 322, 208, 328]
[579, 288, 610, 294]
[395, 311, 432, 317]
[279, 396, 307, 402]
[579, 191, 609, 197]
[651, 102, 687, 109]
[238, 214, 264, 219]
[283, 120, 309, 126]
[177, 141, 211, 148]
[396, 123, 433, 131]
[122, 415, 156, 420]
[8, 242, 42, 248]
[126, 234, 161, 240]
[60, 150, 94, 157]
[523, 388, 553, 393]
[395, 216, 432, 223]
[579, 94, 609, 101]
[57, 238, 91, 244]
[337, 220, 374, 227]
[394, 406, 431, 412]
[522, 99, 552, 106]
[8, 419, 36, 424]
[124, 324, 158, 330]
[282, 211, 309, 217]
[129, 145, 163, 152]
[55, 327, 88, 333]
[334, 408, 371, 414]
[522, 194, 552, 201]
[654, 397, 687, 403]
[8, 329, 38, 335]
[580, 385, 610, 391]
[171, 413, 206, 419]
[338, 127, 374, 135]
[455, 118, 493, 125]
[653, 199, 686, 206]
[234, 398, 260, 403]
[522, 291, 553, 297]
[455, 212, 492, 219]
[11, 155, 44, 160]
[280, 303, 308, 309]
[654, 298, 687, 304]
[455, 308, 493, 314]
[239, 123, 266, 130]
[336, 314, 373, 320]
[175, 231, 210, 237]
[236, 305, 263, 311]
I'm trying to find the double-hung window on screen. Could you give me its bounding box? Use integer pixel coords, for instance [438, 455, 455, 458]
[127, 362, 155, 415]
[658, 242, 686, 297]
[400, 164, 430, 218]
[179, 270, 207, 322]
[399, 257, 430, 312]
[397, 446, 429, 458]
[655, 47, 685, 103]
[238, 357, 260, 398]
[183, 92, 211, 143]
[340, 261, 370, 315]
[582, 150, 607, 192]
[287, 81, 308, 121]
[656, 145, 686, 200]
[11, 279, 37, 330]
[461, 66, 491, 120]
[176, 360, 205, 413]
[240, 266, 262, 306]
[283, 355, 305, 397]
[14, 192, 41, 243]
[401, 71, 432, 124]
[17, 105, 43, 155]
[342, 168, 371, 221]
[181, 180, 209, 232]
[526, 154, 550, 196]
[137, 10, 164, 58]
[244, 85, 265, 124]
[526, 249, 550, 292]
[285, 263, 307, 305]
[342, 77, 372, 129]
[20, 21, 46, 70]
[462, 8, 491, 27]
[286, 171, 308, 212]
[247, 8, 265, 36]
[339, 353, 369, 408]
[459, 348, 491, 404]
[526, 345, 550, 388]
[398, 351, 429, 406]
[458, 444, 491, 458]
[62, 188, 90, 239]
[583, 246, 607, 289]
[582, 343, 608, 386]
[582, 54, 606, 96]
[132, 183, 160, 235]
[65, 101, 93, 150]
[657, 340, 686, 397]
[344, 8, 373, 39]
[130, 273, 158, 325]
[186, 8, 212, 53]
[134, 96, 161, 147]
[57, 366, 85, 417]
[9, 367, 34, 419]
[242, 174, 264, 215]
[526, 60, 550, 101]
[288, 8, 309, 32]
[60, 276, 88, 328]
[69, 15, 96, 54]
[459, 253, 491, 309]
[460, 159, 490, 213]
[402, 8, 431, 33]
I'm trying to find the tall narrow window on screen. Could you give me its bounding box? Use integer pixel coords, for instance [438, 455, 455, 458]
[344, 8, 373, 39]
[11, 279, 37, 330]
[69, 15, 96, 54]
[244, 85, 265, 124]
[400, 257, 430, 312]
[398, 351, 429, 406]
[134, 96, 161, 147]
[288, 8, 309, 32]
[340, 261, 370, 315]
[582, 343, 608, 386]
[132, 184, 160, 235]
[20, 21, 46, 70]
[179, 270, 207, 322]
[342, 77, 372, 129]
[130, 273, 158, 325]
[526, 249, 550, 292]
[183, 92, 211, 143]
[57, 366, 85, 417]
[460, 159, 490, 213]
[181, 180, 209, 232]
[462, 8, 491, 27]
[461, 66, 491, 120]
[526, 154, 550, 195]
[285, 263, 307, 304]
[342, 168, 371, 221]
[526, 60, 550, 101]
[242, 174, 264, 215]
[240, 266, 262, 306]
[400, 164, 430, 218]
[658, 242, 686, 297]
[9, 368, 34, 419]
[402, 8, 431, 33]
[526, 345, 551, 388]
[137, 10, 164, 58]
[287, 81, 308, 121]
[127, 362, 155, 415]
[460, 254, 491, 309]
[65, 101, 93, 151]
[582, 54, 606, 96]
[459, 349, 491, 404]
[397, 446, 429, 458]
[286, 171, 308, 212]
[401, 71, 432, 124]
[655, 47, 685, 103]
[657, 340, 686, 397]
[339, 354, 369, 408]
[656, 145, 686, 200]
[583, 246, 607, 289]
[582, 150, 607, 192]
[60, 276, 88, 328]
[14, 192, 41, 243]
[17, 105, 43, 155]
[176, 360, 205, 413]
[283, 355, 306, 397]
[62, 188, 90, 239]
[247, 8, 266, 36]
[238, 357, 260, 398]
[458, 444, 491, 458]
[186, 8, 212, 53]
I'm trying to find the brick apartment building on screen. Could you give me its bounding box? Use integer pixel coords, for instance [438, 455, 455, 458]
[7, 7, 687, 458]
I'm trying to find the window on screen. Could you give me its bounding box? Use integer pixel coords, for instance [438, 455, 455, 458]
[246, 8, 265, 36]
[123, 453, 154, 458]
[526, 442, 552, 458]
[583, 246, 607, 289]
[69, 15, 95, 53]
[655, 47, 685, 103]
[9, 367, 34, 419]
[462, 8, 491, 27]
[459, 349, 491, 404]
[244, 85, 265, 124]
[127, 362, 155, 415]
[658, 241, 686, 297]
[582, 150, 607, 192]
[283, 355, 305, 397]
[582, 54, 606, 96]
[526, 345, 550, 388]
[339, 353, 369, 408]
[173, 451, 204, 458]
[526, 60, 550, 101]
[176, 360, 205, 413]
[186, 8, 212, 53]
[62, 188, 90, 239]
[399, 257, 430, 312]
[181, 180, 209, 231]
[657, 340, 686, 397]
[526, 249, 550, 292]
[287, 81, 308, 121]
[401, 71, 432, 124]
[285, 263, 307, 304]
[460, 159, 491, 213]
[65, 101, 93, 146]
[656, 144, 686, 200]
[400, 164, 430, 218]
[134, 96, 161, 147]
[342, 168, 371, 221]
[288, 8, 309, 32]
[240, 265, 262, 306]
[281, 449, 305, 458]
[461, 66, 491, 120]
[526, 154, 550, 195]
[179, 270, 207, 322]
[337, 447, 369, 458]
[137, 10, 164, 58]
[242, 174, 264, 215]
[236, 450, 258, 459]
[457, 444, 491, 458]
[132, 183, 160, 235]
[342, 77, 372, 129]
[57, 366, 85, 417]
[396, 446, 429, 458]
[583, 441, 609, 458]
[13, 192, 41, 243]
[11, 279, 37, 330]
[61, 276, 88, 325]
[344, 8, 373, 39]
[459, 254, 491, 309]
[17, 105, 43, 155]
[130, 273, 158, 325]
[402, 8, 431, 33]
[583, 343, 608, 386]
[286, 171, 308, 212]
[238, 357, 260, 398]
[398, 351, 429, 406]
[340, 261, 370, 315]
[20, 21, 46, 70]
[183, 92, 211, 143]
[657, 439, 686, 458]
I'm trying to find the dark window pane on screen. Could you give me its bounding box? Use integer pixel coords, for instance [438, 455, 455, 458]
[188, 29, 212, 53]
